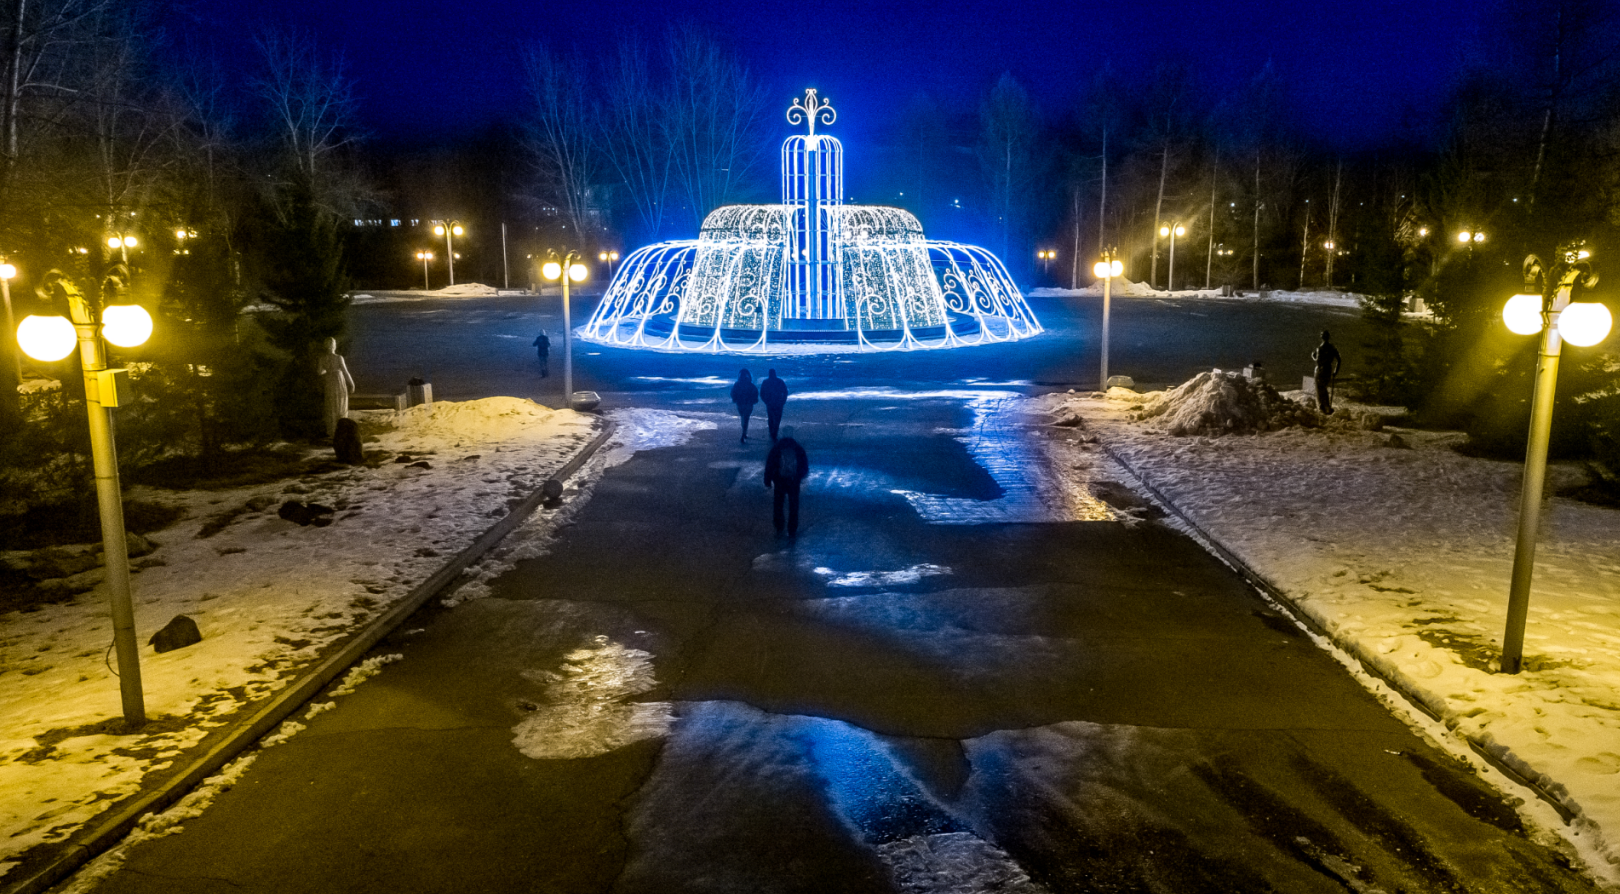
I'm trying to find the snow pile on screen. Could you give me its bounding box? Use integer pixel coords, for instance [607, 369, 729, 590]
[377, 396, 564, 444]
[1130, 370, 1311, 435]
[0, 397, 601, 878]
[1126, 369, 1384, 437]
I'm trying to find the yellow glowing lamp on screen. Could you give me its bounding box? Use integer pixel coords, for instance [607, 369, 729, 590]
[18, 315, 76, 361]
[542, 261, 563, 280]
[1558, 302, 1612, 347]
[1503, 294, 1544, 335]
[568, 263, 588, 283]
[1159, 226, 1169, 237]
[1458, 231, 1472, 243]
[0, 263, 15, 279]
[101, 304, 153, 348]
[1094, 260, 1122, 278]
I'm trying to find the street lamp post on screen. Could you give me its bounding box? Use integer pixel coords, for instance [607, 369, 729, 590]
[599, 251, 620, 282]
[433, 221, 464, 286]
[1498, 245, 1610, 674]
[1037, 249, 1055, 277]
[17, 272, 154, 725]
[107, 234, 137, 266]
[541, 252, 589, 403]
[1159, 224, 1185, 291]
[415, 250, 434, 290]
[1, 261, 18, 383]
[1094, 251, 1123, 389]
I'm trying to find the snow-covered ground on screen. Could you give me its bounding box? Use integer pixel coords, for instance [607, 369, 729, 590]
[0, 397, 628, 879]
[1037, 384, 1620, 885]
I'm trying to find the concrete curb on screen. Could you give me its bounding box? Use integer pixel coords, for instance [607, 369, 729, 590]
[4, 420, 619, 894]
[1096, 439, 1578, 825]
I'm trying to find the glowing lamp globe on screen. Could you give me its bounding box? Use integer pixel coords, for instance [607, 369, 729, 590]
[18, 315, 76, 361]
[1094, 260, 1122, 278]
[542, 261, 562, 280]
[568, 263, 587, 283]
[1503, 294, 1544, 335]
[1558, 302, 1612, 347]
[101, 304, 153, 347]
[0, 263, 15, 279]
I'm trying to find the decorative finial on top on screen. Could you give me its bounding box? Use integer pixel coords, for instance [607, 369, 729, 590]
[787, 89, 836, 137]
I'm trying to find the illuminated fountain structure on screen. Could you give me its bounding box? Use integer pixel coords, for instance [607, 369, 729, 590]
[580, 90, 1042, 352]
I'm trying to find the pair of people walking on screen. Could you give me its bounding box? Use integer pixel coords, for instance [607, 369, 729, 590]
[729, 368, 790, 442]
[730, 368, 806, 536]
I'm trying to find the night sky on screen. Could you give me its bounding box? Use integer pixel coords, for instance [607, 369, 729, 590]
[164, 0, 1493, 149]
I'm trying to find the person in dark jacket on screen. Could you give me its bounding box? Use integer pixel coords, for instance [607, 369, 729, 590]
[532, 331, 550, 378]
[729, 368, 759, 442]
[1312, 330, 1342, 415]
[759, 369, 789, 441]
[764, 426, 809, 536]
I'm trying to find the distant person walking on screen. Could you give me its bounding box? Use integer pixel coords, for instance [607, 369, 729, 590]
[730, 368, 759, 442]
[1312, 330, 1342, 415]
[532, 330, 551, 378]
[764, 426, 809, 537]
[760, 369, 789, 441]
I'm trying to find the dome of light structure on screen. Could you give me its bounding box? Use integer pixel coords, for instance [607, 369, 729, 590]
[580, 90, 1042, 353]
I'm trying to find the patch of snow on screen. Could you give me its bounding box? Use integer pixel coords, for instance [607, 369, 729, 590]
[0, 397, 602, 874]
[1037, 386, 1620, 884]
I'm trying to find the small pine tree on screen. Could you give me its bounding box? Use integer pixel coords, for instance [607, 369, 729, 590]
[251, 179, 351, 440]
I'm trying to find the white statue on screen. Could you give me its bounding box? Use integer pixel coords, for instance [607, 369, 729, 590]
[315, 337, 355, 436]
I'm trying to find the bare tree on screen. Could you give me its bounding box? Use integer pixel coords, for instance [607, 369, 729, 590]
[978, 72, 1040, 265]
[601, 35, 671, 243]
[521, 44, 600, 245]
[663, 25, 770, 232]
[251, 29, 365, 215]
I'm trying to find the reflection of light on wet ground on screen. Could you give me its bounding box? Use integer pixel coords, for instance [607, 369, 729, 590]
[816, 564, 952, 588]
[607, 408, 716, 451]
[800, 718, 1048, 892]
[512, 636, 673, 760]
[889, 395, 1112, 525]
[631, 375, 733, 385]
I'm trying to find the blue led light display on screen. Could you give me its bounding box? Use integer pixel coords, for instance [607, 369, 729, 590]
[581, 89, 1043, 353]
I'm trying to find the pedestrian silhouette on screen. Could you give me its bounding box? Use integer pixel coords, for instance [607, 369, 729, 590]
[533, 330, 550, 378]
[764, 426, 809, 537]
[1312, 330, 1342, 415]
[760, 368, 789, 441]
[730, 368, 759, 443]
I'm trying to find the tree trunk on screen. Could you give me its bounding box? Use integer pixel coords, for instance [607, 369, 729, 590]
[1097, 127, 1107, 260]
[1205, 155, 1217, 289]
[1252, 152, 1261, 291]
[1152, 142, 1167, 289]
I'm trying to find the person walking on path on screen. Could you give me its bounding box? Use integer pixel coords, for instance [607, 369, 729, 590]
[532, 331, 550, 378]
[764, 426, 809, 537]
[760, 369, 789, 441]
[730, 368, 759, 442]
[1313, 330, 1342, 415]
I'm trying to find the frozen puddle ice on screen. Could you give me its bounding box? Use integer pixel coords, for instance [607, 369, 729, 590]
[512, 636, 673, 759]
[816, 564, 951, 588]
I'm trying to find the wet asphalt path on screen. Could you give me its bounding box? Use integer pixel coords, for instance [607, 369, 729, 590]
[85, 387, 1597, 892]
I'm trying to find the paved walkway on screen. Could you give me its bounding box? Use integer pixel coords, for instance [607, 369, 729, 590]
[81, 394, 1597, 893]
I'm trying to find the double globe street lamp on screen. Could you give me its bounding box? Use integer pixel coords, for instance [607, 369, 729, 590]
[433, 221, 464, 286]
[16, 269, 154, 724]
[1159, 224, 1185, 292]
[1498, 245, 1611, 674]
[415, 250, 434, 290]
[1094, 252, 1123, 389]
[541, 253, 589, 406]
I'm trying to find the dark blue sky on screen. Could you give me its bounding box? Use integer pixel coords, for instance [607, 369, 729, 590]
[166, 0, 1492, 150]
